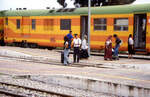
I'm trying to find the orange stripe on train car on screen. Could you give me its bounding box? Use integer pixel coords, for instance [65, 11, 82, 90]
[4, 28, 65, 40]
[53, 18, 80, 26]
[9, 18, 80, 26]
[128, 17, 133, 25]
[6, 26, 131, 42]
[6, 33, 65, 40]
[8, 17, 133, 27]
[8, 19, 17, 25]
[91, 17, 133, 26]
[22, 19, 31, 25]
[71, 18, 80, 26]
[38, 42, 63, 47]
[147, 37, 150, 43]
[6, 39, 63, 47]
[0, 20, 3, 24]
[6, 30, 130, 45]
[91, 35, 129, 42]
[107, 18, 114, 26]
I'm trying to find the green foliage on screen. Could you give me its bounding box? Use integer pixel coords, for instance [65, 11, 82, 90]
[57, 0, 136, 8]
[113, 0, 135, 5]
[57, 0, 67, 7]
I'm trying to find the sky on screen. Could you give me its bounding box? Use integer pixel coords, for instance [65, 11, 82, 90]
[132, 0, 150, 4]
[0, 0, 150, 10]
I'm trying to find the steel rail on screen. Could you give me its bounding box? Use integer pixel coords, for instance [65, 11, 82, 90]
[0, 81, 73, 97]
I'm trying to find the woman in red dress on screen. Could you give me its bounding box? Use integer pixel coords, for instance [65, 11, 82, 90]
[104, 35, 112, 60]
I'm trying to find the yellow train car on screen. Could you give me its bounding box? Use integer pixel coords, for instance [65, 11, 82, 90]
[2, 4, 150, 53]
[3, 9, 81, 48]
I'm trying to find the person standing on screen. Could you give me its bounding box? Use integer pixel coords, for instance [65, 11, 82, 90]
[128, 34, 134, 59]
[66, 30, 73, 49]
[63, 30, 73, 65]
[113, 34, 121, 60]
[104, 35, 112, 61]
[73, 34, 81, 63]
[63, 36, 70, 65]
[80, 35, 89, 59]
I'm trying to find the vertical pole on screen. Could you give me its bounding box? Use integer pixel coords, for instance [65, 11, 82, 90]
[88, 0, 91, 56]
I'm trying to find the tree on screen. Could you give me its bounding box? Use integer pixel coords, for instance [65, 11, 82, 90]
[57, 0, 67, 8]
[57, 0, 136, 8]
[108, 0, 135, 5]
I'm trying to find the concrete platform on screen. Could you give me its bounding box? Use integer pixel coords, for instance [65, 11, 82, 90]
[0, 46, 150, 97]
[0, 46, 149, 70]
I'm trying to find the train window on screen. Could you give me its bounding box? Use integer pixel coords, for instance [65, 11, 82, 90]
[114, 18, 128, 31]
[16, 19, 20, 29]
[60, 19, 71, 30]
[94, 18, 107, 31]
[5, 18, 8, 25]
[44, 19, 54, 31]
[32, 19, 36, 30]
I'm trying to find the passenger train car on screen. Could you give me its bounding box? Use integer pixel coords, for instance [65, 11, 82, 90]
[0, 4, 150, 53]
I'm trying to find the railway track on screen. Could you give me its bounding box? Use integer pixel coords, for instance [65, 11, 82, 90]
[0, 81, 73, 97]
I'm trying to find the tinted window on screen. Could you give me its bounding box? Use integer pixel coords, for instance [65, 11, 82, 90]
[5, 18, 8, 25]
[32, 19, 36, 30]
[114, 18, 128, 31]
[94, 18, 107, 31]
[16, 19, 20, 29]
[60, 19, 71, 30]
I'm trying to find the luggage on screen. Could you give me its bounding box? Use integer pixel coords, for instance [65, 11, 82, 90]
[61, 51, 64, 63]
[80, 49, 89, 59]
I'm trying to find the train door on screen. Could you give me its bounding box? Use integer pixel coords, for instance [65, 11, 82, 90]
[80, 16, 88, 40]
[22, 17, 30, 37]
[134, 14, 147, 51]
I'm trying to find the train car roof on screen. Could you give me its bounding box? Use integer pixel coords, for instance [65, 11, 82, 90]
[2, 3, 150, 16]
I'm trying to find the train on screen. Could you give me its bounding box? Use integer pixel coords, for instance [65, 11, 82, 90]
[0, 3, 150, 53]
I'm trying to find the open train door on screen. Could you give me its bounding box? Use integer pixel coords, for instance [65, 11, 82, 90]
[80, 16, 88, 40]
[134, 14, 147, 52]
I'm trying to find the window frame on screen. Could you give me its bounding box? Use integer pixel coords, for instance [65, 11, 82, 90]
[114, 18, 129, 31]
[16, 19, 21, 29]
[60, 19, 71, 30]
[94, 18, 107, 31]
[5, 18, 8, 25]
[32, 19, 36, 30]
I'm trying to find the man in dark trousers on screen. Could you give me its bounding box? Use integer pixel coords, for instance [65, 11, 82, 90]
[73, 34, 81, 63]
[113, 34, 121, 60]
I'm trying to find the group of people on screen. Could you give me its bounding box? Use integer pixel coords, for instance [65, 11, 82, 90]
[104, 34, 134, 61]
[63, 30, 89, 65]
[63, 31, 134, 65]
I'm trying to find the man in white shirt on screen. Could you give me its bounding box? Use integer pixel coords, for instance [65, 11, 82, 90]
[73, 34, 81, 63]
